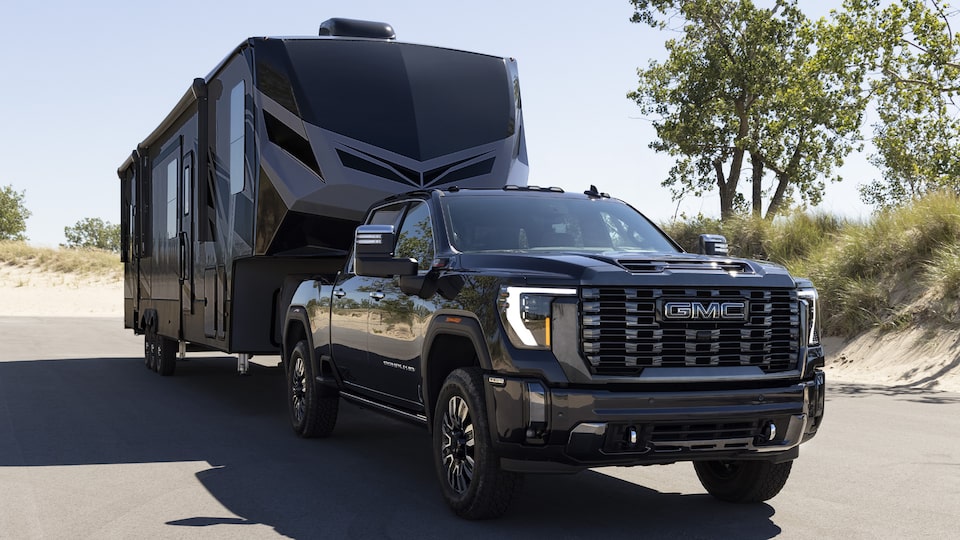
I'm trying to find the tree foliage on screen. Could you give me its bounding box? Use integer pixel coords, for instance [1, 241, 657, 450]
[839, 0, 960, 207]
[63, 217, 120, 252]
[628, 0, 870, 221]
[0, 184, 31, 241]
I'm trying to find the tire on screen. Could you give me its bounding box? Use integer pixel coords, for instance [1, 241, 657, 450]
[287, 340, 338, 438]
[433, 368, 521, 520]
[156, 336, 177, 376]
[694, 459, 793, 503]
[144, 327, 157, 372]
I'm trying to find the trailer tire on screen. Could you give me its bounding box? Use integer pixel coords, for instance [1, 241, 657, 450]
[694, 459, 793, 503]
[156, 336, 177, 376]
[433, 368, 521, 519]
[288, 340, 338, 438]
[144, 327, 158, 372]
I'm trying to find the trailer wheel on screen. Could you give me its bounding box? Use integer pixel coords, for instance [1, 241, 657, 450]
[694, 459, 793, 503]
[288, 340, 338, 438]
[156, 336, 177, 376]
[433, 368, 521, 519]
[144, 327, 158, 372]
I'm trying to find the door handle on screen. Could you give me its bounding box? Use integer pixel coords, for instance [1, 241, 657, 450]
[333, 289, 347, 298]
[369, 291, 385, 301]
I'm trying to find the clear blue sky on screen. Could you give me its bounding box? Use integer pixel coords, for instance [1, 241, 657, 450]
[0, 0, 874, 247]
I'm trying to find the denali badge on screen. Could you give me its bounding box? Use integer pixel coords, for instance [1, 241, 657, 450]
[660, 300, 748, 321]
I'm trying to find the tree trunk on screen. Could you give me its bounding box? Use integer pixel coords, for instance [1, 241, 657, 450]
[765, 173, 790, 220]
[714, 158, 738, 221]
[750, 151, 763, 218]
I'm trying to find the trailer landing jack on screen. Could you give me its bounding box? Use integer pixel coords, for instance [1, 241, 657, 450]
[238, 353, 251, 375]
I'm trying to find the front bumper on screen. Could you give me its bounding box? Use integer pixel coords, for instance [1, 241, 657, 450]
[484, 371, 825, 473]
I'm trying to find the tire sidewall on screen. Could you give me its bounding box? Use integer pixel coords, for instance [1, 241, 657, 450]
[157, 336, 176, 376]
[694, 459, 792, 502]
[432, 368, 496, 513]
[288, 341, 313, 435]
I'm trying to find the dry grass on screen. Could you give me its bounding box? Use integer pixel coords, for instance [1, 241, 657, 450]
[661, 191, 960, 337]
[0, 241, 121, 278]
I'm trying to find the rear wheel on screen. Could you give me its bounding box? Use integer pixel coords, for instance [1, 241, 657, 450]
[433, 368, 521, 519]
[287, 340, 338, 438]
[156, 336, 177, 376]
[694, 459, 793, 503]
[144, 326, 157, 372]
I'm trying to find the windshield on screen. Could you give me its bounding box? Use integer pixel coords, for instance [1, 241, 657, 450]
[442, 195, 679, 254]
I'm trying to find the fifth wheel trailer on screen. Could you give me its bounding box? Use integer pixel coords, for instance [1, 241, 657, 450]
[117, 18, 529, 374]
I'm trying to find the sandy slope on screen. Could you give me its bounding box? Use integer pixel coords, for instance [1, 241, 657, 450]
[824, 330, 960, 392]
[2, 264, 958, 392]
[0, 265, 122, 317]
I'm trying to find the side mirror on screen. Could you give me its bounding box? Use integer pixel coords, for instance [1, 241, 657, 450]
[698, 234, 729, 256]
[354, 224, 418, 278]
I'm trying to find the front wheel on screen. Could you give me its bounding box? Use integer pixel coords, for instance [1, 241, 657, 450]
[287, 340, 338, 438]
[694, 459, 793, 503]
[433, 368, 521, 519]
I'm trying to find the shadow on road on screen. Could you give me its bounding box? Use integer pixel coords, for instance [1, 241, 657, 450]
[0, 356, 784, 538]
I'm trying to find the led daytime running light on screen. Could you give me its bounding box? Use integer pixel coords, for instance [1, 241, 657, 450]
[501, 286, 576, 348]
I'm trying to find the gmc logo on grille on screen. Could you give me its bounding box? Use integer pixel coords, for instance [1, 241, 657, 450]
[660, 300, 747, 321]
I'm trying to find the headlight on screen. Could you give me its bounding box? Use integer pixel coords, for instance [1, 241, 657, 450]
[498, 286, 577, 349]
[798, 286, 820, 346]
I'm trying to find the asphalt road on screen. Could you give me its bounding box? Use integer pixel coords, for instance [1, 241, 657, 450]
[1, 316, 958, 539]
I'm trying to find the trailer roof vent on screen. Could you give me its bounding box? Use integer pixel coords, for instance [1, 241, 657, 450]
[319, 18, 395, 40]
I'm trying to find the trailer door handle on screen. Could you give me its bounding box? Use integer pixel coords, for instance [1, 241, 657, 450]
[369, 291, 385, 301]
[333, 288, 346, 298]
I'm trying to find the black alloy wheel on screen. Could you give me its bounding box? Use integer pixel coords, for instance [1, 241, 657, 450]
[433, 368, 521, 519]
[287, 340, 338, 438]
[440, 394, 475, 494]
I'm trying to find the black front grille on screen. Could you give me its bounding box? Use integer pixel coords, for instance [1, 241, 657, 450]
[581, 287, 799, 376]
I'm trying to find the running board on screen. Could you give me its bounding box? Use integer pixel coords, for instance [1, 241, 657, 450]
[339, 391, 428, 426]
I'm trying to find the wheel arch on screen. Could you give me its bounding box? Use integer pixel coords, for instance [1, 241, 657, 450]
[283, 307, 314, 374]
[421, 313, 492, 431]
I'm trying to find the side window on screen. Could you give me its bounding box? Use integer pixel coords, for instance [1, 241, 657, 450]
[183, 157, 192, 216]
[395, 202, 434, 272]
[166, 158, 179, 239]
[229, 81, 245, 194]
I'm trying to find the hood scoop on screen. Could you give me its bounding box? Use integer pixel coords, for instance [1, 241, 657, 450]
[617, 258, 755, 275]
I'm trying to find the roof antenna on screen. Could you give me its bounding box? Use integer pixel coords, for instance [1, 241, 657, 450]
[584, 185, 609, 198]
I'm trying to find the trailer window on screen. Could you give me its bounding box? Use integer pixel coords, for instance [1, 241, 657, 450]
[183, 161, 191, 216]
[229, 81, 245, 194]
[166, 158, 178, 239]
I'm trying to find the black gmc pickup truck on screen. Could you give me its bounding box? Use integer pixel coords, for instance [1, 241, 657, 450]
[281, 185, 825, 519]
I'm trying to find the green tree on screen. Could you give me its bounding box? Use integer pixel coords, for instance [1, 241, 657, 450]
[840, 0, 960, 207]
[628, 0, 870, 221]
[63, 217, 120, 252]
[0, 184, 30, 241]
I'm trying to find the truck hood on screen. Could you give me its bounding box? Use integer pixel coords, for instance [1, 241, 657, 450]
[453, 251, 799, 288]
